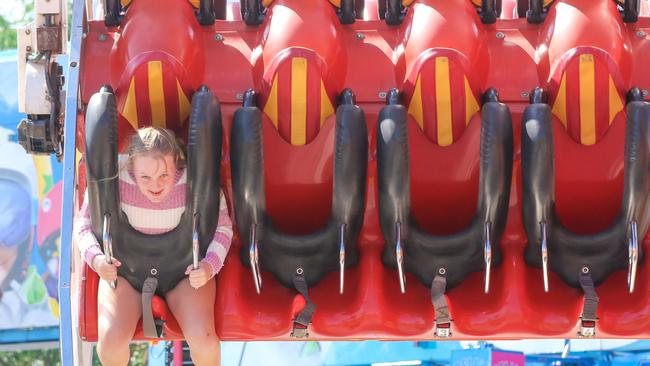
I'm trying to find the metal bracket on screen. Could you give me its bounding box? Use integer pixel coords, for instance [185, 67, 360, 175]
[435, 322, 452, 338]
[483, 222, 492, 294]
[628, 221, 639, 293]
[579, 320, 596, 338]
[102, 214, 116, 289]
[540, 221, 549, 292]
[192, 213, 200, 270]
[291, 324, 309, 338]
[395, 222, 406, 293]
[249, 224, 262, 294]
[339, 223, 346, 294]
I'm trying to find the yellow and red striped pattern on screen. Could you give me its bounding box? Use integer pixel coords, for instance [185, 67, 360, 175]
[551, 54, 624, 145]
[263, 0, 339, 7]
[406, 56, 480, 147]
[262, 57, 335, 146]
[120, 60, 192, 132]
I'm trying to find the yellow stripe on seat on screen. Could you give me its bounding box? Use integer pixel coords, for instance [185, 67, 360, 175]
[122, 77, 139, 130]
[552, 73, 568, 128]
[320, 80, 334, 126]
[608, 75, 624, 125]
[177, 80, 191, 124]
[435, 57, 453, 147]
[291, 58, 307, 146]
[264, 74, 279, 129]
[579, 54, 596, 146]
[464, 76, 479, 125]
[408, 74, 424, 130]
[262, 0, 274, 7]
[147, 61, 166, 128]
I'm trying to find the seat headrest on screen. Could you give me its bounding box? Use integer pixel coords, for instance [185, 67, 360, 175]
[549, 51, 625, 145]
[259, 48, 337, 146]
[117, 57, 193, 142]
[403, 51, 481, 146]
[263, 0, 340, 7]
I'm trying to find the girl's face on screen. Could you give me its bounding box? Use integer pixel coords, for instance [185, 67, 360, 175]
[132, 153, 177, 203]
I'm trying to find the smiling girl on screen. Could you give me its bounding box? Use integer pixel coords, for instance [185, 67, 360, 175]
[73, 127, 232, 366]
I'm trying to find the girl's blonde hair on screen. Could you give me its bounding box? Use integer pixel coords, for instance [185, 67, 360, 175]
[126, 127, 186, 171]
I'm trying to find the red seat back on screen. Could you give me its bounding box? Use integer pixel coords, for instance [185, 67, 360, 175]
[549, 50, 625, 145]
[403, 51, 481, 146]
[259, 48, 337, 146]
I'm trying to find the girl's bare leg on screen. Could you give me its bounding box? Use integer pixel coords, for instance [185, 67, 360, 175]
[166, 278, 220, 366]
[96, 277, 142, 366]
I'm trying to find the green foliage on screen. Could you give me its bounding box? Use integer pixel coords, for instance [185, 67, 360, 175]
[0, 348, 60, 366]
[0, 0, 35, 50]
[0, 343, 149, 366]
[91, 343, 149, 366]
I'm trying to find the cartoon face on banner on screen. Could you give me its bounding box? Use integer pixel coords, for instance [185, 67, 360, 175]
[0, 126, 61, 330]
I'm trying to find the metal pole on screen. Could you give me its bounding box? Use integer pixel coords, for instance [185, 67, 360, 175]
[59, 0, 85, 364]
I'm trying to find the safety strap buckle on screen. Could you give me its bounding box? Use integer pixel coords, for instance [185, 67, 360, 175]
[291, 323, 309, 338]
[431, 271, 452, 338]
[435, 321, 452, 338]
[579, 320, 596, 338]
[154, 319, 165, 338]
[291, 267, 316, 339]
[142, 271, 163, 339]
[578, 268, 599, 338]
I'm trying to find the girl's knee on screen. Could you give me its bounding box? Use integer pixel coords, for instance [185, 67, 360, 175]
[96, 336, 131, 365]
[185, 330, 220, 351]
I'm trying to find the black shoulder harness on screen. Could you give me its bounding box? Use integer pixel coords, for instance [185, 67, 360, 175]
[84, 85, 222, 296]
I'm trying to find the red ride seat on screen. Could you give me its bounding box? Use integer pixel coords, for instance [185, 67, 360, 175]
[78, 55, 199, 342]
[377, 48, 514, 335]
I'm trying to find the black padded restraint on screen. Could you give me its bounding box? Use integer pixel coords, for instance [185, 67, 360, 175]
[230, 89, 368, 288]
[377, 91, 514, 290]
[85, 85, 222, 295]
[521, 96, 650, 287]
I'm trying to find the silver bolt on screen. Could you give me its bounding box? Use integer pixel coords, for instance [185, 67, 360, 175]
[378, 91, 387, 99]
[438, 268, 446, 275]
[98, 34, 107, 41]
[582, 266, 589, 274]
[642, 89, 648, 97]
[236, 93, 244, 100]
[521, 91, 530, 98]
[496, 32, 506, 39]
[70, 61, 78, 67]
[355, 33, 365, 40]
[214, 34, 224, 42]
[26, 46, 32, 52]
[25, 29, 31, 35]
[637, 31, 646, 38]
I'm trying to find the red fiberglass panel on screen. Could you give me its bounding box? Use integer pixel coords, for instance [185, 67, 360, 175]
[409, 114, 480, 235]
[75, 0, 650, 341]
[263, 114, 335, 234]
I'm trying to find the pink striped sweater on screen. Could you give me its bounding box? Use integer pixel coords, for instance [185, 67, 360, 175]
[73, 163, 233, 278]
